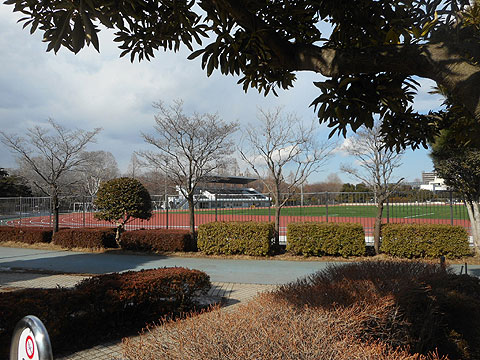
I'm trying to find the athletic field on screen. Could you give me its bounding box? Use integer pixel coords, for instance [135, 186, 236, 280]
[189, 203, 468, 220]
[4, 202, 471, 237]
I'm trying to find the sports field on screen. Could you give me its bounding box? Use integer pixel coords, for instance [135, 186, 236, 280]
[3, 202, 470, 237]
[179, 203, 468, 220]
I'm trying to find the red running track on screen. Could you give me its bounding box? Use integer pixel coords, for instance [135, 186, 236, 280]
[6, 212, 471, 236]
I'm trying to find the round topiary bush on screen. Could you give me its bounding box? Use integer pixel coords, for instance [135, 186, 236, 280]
[94, 177, 152, 244]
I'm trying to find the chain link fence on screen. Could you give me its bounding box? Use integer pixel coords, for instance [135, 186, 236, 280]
[0, 191, 470, 237]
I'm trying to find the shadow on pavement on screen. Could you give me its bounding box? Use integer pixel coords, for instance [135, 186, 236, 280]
[0, 250, 169, 274]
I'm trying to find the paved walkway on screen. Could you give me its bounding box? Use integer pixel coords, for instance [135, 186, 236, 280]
[2, 246, 479, 359]
[0, 246, 342, 284]
[0, 270, 275, 360]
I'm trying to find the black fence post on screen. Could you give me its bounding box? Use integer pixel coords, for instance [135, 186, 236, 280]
[449, 190, 454, 226]
[325, 192, 329, 223]
[165, 194, 169, 229]
[19, 196, 22, 227]
[268, 199, 271, 222]
[49, 196, 52, 227]
[82, 196, 86, 228]
[215, 194, 218, 222]
[386, 196, 390, 224]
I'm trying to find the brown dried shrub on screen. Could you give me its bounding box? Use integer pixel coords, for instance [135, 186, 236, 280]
[0, 267, 211, 359]
[123, 261, 480, 360]
[120, 229, 196, 252]
[122, 294, 446, 360]
[0, 226, 52, 244]
[53, 228, 117, 249]
[273, 261, 480, 359]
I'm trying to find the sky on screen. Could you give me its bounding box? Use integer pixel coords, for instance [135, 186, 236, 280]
[0, 5, 445, 184]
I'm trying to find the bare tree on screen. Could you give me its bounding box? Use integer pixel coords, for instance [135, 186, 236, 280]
[78, 151, 120, 197]
[304, 173, 344, 193]
[126, 153, 142, 179]
[240, 107, 335, 246]
[0, 119, 101, 232]
[138, 100, 238, 236]
[340, 123, 404, 254]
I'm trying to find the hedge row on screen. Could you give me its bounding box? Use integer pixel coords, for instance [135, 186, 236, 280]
[381, 223, 472, 259]
[0, 227, 195, 252]
[0, 222, 474, 259]
[121, 229, 196, 252]
[287, 222, 366, 257]
[52, 228, 117, 249]
[0, 267, 211, 359]
[197, 221, 274, 256]
[0, 226, 52, 244]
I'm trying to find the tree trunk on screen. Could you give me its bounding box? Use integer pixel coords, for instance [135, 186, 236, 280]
[115, 223, 123, 247]
[187, 194, 196, 239]
[465, 200, 480, 256]
[51, 189, 59, 234]
[373, 200, 385, 255]
[274, 205, 281, 248]
[273, 189, 281, 248]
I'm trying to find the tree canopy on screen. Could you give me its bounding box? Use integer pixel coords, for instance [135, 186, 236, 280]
[0, 168, 32, 197]
[6, 0, 480, 149]
[94, 177, 152, 243]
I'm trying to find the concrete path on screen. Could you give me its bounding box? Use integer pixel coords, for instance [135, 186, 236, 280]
[0, 246, 343, 284]
[1, 246, 479, 282]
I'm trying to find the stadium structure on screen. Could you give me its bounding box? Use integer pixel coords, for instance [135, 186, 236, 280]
[175, 175, 270, 209]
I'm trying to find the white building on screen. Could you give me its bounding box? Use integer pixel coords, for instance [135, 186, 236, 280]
[420, 176, 449, 192]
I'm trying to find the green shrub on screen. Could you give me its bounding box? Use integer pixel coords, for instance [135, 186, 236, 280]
[120, 229, 196, 252]
[53, 228, 117, 249]
[94, 177, 153, 244]
[197, 221, 274, 256]
[0, 226, 52, 244]
[380, 223, 472, 259]
[287, 222, 365, 257]
[0, 267, 211, 359]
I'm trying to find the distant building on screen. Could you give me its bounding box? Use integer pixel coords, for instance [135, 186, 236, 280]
[421, 171, 437, 184]
[420, 175, 449, 192]
[175, 175, 270, 209]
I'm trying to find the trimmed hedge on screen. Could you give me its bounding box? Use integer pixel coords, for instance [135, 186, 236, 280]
[0, 226, 17, 243]
[0, 226, 52, 244]
[0, 267, 211, 358]
[380, 223, 472, 259]
[120, 229, 196, 252]
[53, 228, 117, 249]
[197, 221, 274, 256]
[286, 222, 365, 257]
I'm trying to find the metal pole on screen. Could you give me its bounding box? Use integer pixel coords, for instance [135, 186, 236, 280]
[300, 184, 304, 207]
[268, 198, 271, 222]
[325, 192, 329, 223]
[19, 197, 22, 227]
[82, 196, 86, 228]
[10, 315, 53, 360]
[165, 193, 169, 229]
[49, 196, 52, 227]
[449, 190, 454, 226]
[386, 196, 390, 223]
[215, 193, 218, 222]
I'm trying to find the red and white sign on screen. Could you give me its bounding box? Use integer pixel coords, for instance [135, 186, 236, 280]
[18, 328, 39, 360]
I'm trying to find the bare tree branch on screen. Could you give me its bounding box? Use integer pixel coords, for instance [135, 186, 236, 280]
[340, 123, 404, 253]
[239, 107, 335, 245]
[0, 119, 101, 232]
[138, 100, 238, 236]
